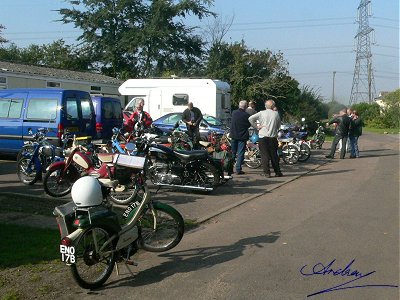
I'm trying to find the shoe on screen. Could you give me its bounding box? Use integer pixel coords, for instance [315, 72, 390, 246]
[275, 172, 283, 177]
[325, 155, 333, 158]
[236, 170, 245, 175]
[260, 173, 271, 178]
[349, 156, 356, 159]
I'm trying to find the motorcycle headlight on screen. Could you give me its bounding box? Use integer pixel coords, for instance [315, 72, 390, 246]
[40, 145, 54, 157]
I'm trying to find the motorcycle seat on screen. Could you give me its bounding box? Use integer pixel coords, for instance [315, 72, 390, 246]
[97, 153, 114, 163]
[174, 150, 208, 161]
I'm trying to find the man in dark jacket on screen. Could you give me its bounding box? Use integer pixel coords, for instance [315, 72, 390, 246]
[325, 108, 352, 159]
[182, 102, 202, 149]
[230, 100, 251, 174]
[349, 110, 363, 158]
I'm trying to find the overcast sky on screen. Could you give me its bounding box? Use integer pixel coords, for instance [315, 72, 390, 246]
[1, 0, 399, 104]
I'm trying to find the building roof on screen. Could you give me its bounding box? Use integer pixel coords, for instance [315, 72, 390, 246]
[0, 60, 122, 85]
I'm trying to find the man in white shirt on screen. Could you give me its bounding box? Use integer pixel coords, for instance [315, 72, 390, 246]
[248, 99, 283, 177]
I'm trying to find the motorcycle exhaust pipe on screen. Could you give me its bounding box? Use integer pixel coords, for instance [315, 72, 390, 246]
[153, 183, 214, 191]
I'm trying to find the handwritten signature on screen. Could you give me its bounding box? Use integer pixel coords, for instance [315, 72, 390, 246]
[300, 258, 398, 297]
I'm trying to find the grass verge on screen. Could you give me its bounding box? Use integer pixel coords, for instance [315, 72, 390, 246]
[0, 223, 59, 268]
[364, 127, 400, 134]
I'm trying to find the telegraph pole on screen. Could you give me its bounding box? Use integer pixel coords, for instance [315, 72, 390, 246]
[332, 71, 336, 102]
[349, 0, 376, 105]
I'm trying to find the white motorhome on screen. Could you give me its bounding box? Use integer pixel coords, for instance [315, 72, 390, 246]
[118, 78, 231, 121]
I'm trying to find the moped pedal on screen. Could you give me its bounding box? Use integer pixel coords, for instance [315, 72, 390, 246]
[125, 260, 138, 266]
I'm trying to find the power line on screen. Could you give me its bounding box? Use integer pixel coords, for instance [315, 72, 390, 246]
[228, 22, 355, 32]
[230, 17, 355, 26]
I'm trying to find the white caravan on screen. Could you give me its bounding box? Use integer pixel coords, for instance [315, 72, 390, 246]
[118, 78, 231, 121]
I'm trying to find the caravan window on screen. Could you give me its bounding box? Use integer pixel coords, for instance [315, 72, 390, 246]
[173, 94, 189, 106]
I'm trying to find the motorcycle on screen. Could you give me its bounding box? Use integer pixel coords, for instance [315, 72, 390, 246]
[54, 175, 184, 289]
[43, 134, 140, 205]
[134, 133, 224, 192]
[16, 128, 65, 185]
[311, 121, 325, 149]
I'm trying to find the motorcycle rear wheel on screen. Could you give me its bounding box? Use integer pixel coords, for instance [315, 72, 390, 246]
[70, 226, 116, 289]
[197, 162, 220, 189]
[138, 203, 184, 252]
[16, 157, 39, 185]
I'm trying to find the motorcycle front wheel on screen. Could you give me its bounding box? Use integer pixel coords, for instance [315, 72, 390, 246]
[281, 144, 300, 165]
[43, 166, 78, 197]
[298, 143, 311, 162]
[16, 157, 39, 185]
[138, 202, 184, 253]
[70, 226, 116, 290]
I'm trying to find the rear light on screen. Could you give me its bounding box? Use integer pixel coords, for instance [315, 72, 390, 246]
[73, 219, 80, 226]
[57, 123, 64, 139]
[96, 122, 103, 132]
[61, 237, 72, 246]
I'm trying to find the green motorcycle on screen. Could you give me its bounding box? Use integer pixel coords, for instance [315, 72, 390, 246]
[54, 164, 184, 289]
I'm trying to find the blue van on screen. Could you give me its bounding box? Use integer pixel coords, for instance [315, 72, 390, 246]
[0, 89, 96, 154]
[91, 96, 123, 139]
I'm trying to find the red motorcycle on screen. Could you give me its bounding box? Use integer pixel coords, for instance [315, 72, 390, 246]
[43, 137, 142, 205]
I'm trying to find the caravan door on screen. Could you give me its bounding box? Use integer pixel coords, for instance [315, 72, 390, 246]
[148, 89, 162, 120]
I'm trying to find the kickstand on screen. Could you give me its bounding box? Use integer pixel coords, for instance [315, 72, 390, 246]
[115, 262, 120, 275]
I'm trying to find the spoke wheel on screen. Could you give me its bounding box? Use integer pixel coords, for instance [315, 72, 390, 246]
[282, 144, 299, 165]
[298, 143, 311, 162]
[138, 203, 184, 252]
[43, 168, 75, 197]
[244, 147, 261, 169]
[70, 227, 116, 289]
[17, 157, 39, 185]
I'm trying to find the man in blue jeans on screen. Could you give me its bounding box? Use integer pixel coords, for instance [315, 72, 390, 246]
[230, 100, 251, 175]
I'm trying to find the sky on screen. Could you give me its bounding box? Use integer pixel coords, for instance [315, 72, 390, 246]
[0, 0, 399, 104]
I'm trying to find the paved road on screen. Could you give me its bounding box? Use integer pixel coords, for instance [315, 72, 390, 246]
[72, 132, 397, 300]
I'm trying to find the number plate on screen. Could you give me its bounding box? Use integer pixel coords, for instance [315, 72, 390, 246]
[66, 127, 79, 133]
[60, 245, 76, 264]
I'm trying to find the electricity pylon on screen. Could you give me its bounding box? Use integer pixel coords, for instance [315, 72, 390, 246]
[349, 0, 376, 105]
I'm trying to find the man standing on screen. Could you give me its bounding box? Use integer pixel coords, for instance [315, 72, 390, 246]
[325, 108, 352, 159]
[182, 102, 202, 149]
[230, 100, 251, 175]
[249, 99, 282, 177]
[246, 101, 257, 116]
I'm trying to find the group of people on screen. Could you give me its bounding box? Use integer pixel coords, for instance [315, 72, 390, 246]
[230, 99, 283, 177]
[127, 97, 363, 179]
[325, 108, 364, 159]
[126, 98, 203, 148]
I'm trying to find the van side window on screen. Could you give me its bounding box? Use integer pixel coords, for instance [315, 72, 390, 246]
[173, 94, 189, 106]
[27, 98, 58, 120]
[80, 98, 92, 119]
[0, 98, 23, 118]
[66, 98, 79, 120]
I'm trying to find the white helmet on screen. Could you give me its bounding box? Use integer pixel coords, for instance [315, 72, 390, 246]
[71, 176, 103, 207]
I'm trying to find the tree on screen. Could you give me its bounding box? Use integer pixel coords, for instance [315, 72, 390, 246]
[58, 0, 215, 78]
[0, 40, 91, 71]
[0, 24, 7, 45]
